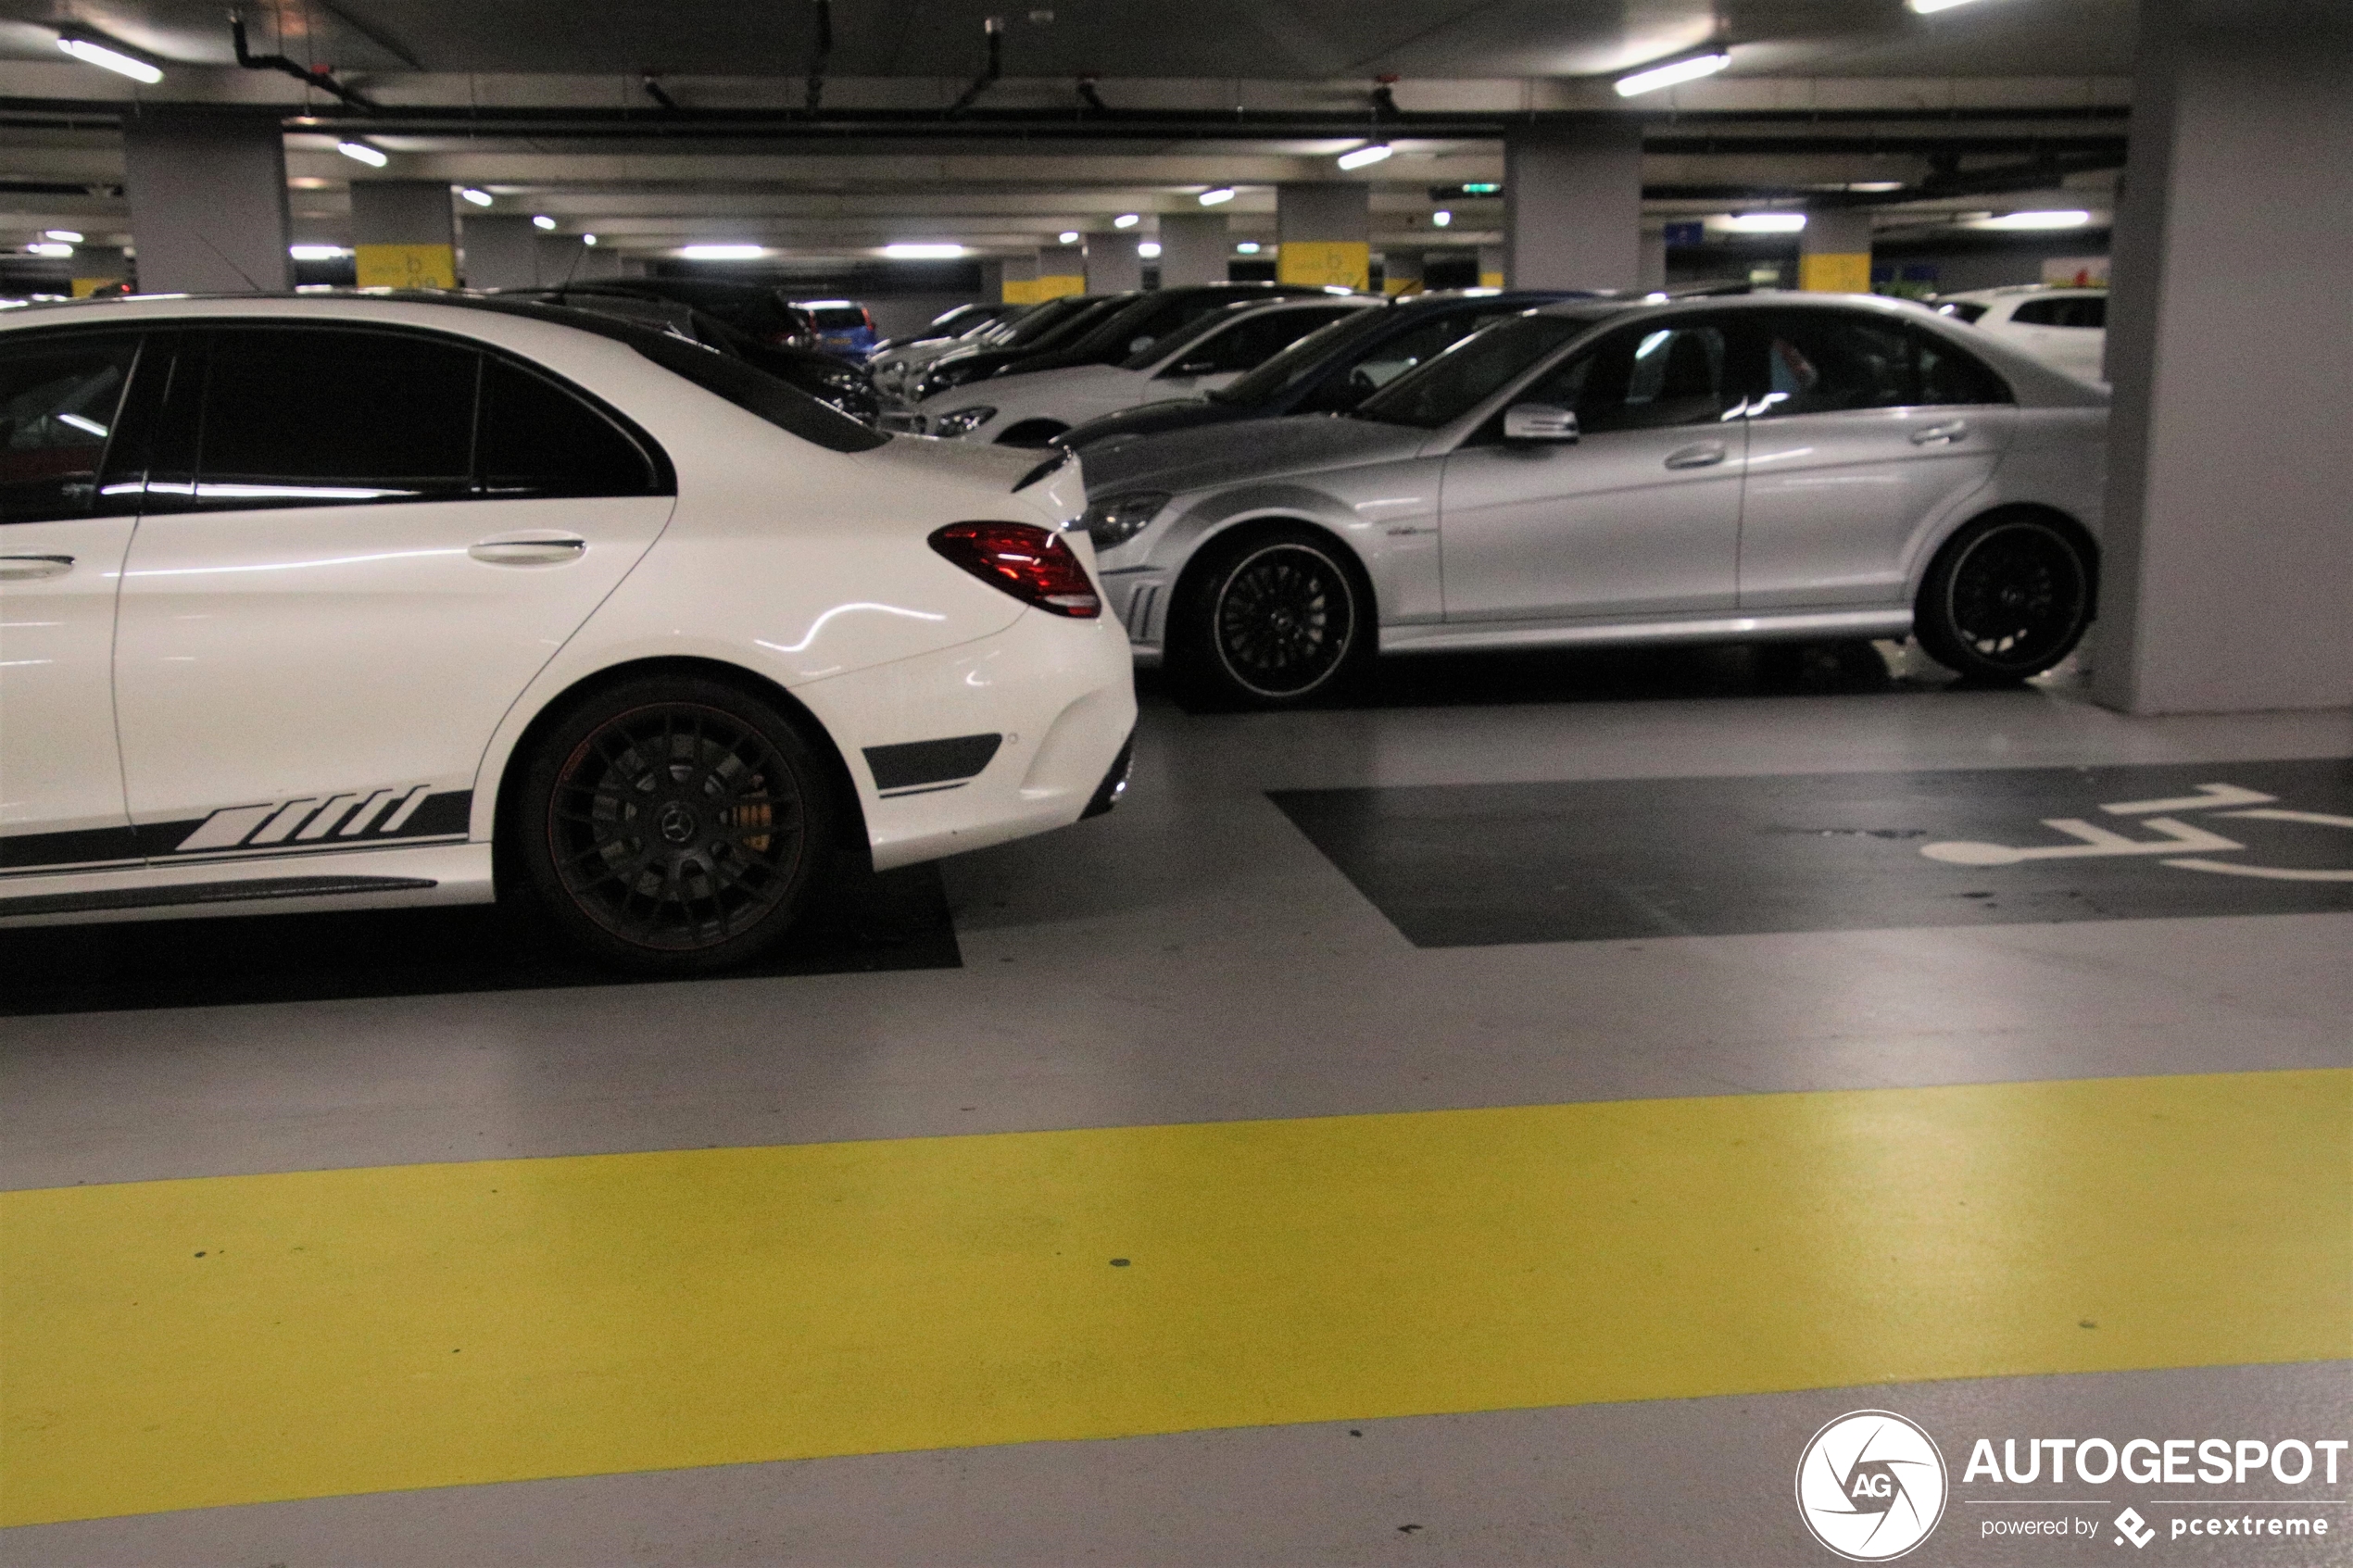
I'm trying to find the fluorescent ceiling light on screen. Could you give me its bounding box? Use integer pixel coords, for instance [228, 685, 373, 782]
[884, 243, 966, 258]
[1431, 209, 1452, 228]
[1113, 213, 1140, 229]
[1336, 144, 1392, 170]
[27, 242, 72, 257]
[1614, 50, 1730, 97]
[1058, 230, 1079, 244]
[1846, 181, 1906, 193]
[583, 233, 598, 245]
[336, 140, 388, 168]
[1199, 187, 1236, 207]
[288, 245, 350, 259]
[1235, 241, 1261, 255]
[1139, 242, 1162, 258]
[458, 187, 493, 207]
[56, 34, 162, 84]
[1721, 212, 1807, 232]
[1976, 208, 2093, 230]
[531, 214, 557, 231]
[1907, 0, 1986, 11]
[680, 244, 765, 259]
[44, 229, 82, 243]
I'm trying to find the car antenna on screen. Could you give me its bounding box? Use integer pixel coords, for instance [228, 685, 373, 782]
[557, 233, 589, 291]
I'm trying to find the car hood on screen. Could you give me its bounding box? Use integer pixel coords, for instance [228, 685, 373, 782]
[938, 361, 1134, 410]
[1082, 415, 1426, 498]
[1063, 395, 1235, 453]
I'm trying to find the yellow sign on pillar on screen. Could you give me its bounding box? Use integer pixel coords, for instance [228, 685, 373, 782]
[69, 278, 124, 298]
[355, 244, 458, 291]
[1799, 253, 1871, 294]
[1277, 241, 1370, 293]
[1035, 273, 1085, 300]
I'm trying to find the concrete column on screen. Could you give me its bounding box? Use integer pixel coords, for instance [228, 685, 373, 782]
[2091, 0, 2353, 714]
[1503, 119, 1642, 292]
[69, 245, 130, 295]
[1037, 244, 1085, 299]
[1157, 213, 1228, 288]
[977, 258, 1006, 303]
[1084, 232, 1142, 294]
[121, 112, 292, 294]
[1477, 245, 1506, 290]
[348, 181, 457, 289]
[1799, 208, 1872, 294]
[1639, 230, 1667, 291]
[1380, 250, 1424, 296]
[459, 215, 539, 290]
[535, 233, 601, 285]
[998, 254, 1038, 303]
[1276, 184, 1369, 291]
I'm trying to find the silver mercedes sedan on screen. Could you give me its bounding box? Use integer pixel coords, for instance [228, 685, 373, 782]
[1077, 293, 2108, 706]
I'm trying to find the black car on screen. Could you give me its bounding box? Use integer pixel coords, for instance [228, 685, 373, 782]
[1056, 289, 1589, 454]
[869, 301, 1026, 357]
[497, 285, 880, 426]
[909, 283, 1328, 405]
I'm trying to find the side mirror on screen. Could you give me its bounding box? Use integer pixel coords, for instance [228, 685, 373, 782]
[1503, 404, 1579, 443]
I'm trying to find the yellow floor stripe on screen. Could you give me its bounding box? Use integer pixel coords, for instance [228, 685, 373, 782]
[3, 1069, 2347, 1525]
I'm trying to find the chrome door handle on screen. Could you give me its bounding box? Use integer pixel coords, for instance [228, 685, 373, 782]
[1664, 443, 1728, 470]
[1910, 420, 1969, 445]
[0, 554, 74, 581]
[469, 536, 586, 565]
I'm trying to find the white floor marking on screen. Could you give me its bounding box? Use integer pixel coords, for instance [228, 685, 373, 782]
[1921, 786, 2353, 882]
[2097, 783, 2277, 816]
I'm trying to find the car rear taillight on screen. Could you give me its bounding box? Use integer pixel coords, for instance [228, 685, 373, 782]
[929, 521, 1101, 618]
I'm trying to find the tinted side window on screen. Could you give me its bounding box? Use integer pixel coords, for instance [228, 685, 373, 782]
[0, 333, 142, 523]
[2011, 295, 2106, 329]
[1170, 307, 1358, 376]
[1292, 308, 1508, 414]
[1913, 330, 2013, 406]
[1516, 320, 1734, 435]
[1756, 312, 2011, 415]
[477, 357, 661, 496]
[194, 328, 475, 507]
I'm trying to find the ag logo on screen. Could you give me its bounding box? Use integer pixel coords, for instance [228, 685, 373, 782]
[1796, 1410, 1948, 1561]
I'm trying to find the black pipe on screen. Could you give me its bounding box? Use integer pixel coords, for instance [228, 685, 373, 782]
[1076, 76, 1107, 113]
[227, 9, 376, 110]
[642, 73, 679, 111]
[946, 18, 1002, 118]
[806, 0, 832, 114]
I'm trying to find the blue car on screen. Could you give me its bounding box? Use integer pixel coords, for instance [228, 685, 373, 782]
[1056, 288, 1589, 454]
[794, 298, 878, 359]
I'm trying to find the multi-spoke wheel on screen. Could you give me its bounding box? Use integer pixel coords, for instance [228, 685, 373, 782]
[516, 676, 837, 972]
[1176, 528, 1367, 707]
[1915, 511, 2095, 682]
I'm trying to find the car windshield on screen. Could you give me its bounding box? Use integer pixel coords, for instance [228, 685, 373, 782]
[1935, 301, 1990, 324]
[1213, 308, 1393, 405]
[1352, 313, 1593, 429]
[1117, 303, 1252, 370]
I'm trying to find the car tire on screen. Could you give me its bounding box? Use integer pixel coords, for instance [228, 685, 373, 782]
[1913, 510, 2095, 683]
[514, 674, 837, 973]
[1172, 526, 1370, 709]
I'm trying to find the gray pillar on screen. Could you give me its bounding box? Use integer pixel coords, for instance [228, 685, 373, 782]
[977, 259, 1005, 303]
[2091, 0, 2353, 714]
[1037, 245, 1085, 298]
[121, 112, 292, 295]
[1800, 208, 1873, 294]
[69, 245, 130, 295]
[1380, 249, 1424, 296]
[1085, 232, 1143, 295]
[460, 215, 540, 290]
[1157, 213, 1228, 289]
[1276, 184, 1369, 291]
[348, 181, 457, 289]
[1639, 231, 1667, 291]
[1477, 245, 1506, 288]
[1000, 254, 1038, 303]
[1503, 119, 1642, 292]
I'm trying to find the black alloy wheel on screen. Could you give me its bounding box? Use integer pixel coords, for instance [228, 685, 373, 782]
[1181, 529, 1365, 707]
[1915, 513, 2095, 682]
[517, 677, 836, 972]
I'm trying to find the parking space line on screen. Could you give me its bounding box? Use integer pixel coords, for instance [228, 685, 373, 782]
[3, 1068, 2346, 1526]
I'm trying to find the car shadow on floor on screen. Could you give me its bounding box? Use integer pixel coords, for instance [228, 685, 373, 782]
[1151, 638, 2080, 714]
[0, 859, 961, 1017]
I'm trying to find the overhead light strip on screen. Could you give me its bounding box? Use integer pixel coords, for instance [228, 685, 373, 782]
[1614, 50, 1730, 97]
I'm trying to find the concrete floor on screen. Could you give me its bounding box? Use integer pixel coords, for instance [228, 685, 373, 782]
[4, 642, 2349, 1565]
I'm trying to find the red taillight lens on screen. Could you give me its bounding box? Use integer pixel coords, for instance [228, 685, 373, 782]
[929, 521, 1101, 618]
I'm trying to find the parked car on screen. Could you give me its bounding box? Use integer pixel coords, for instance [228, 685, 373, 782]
[793, 298, 878, 358]
[875, 294, 1117, 407]
[911, 295, 1377, 446]
[548, 276, 814, 351]
[0, 293, 1134, 968]
[869, 301, 1026, 358]
[1057, 289, 1587, 455]
[1078, 293, 2108, 706]
[900, 283, 1328, 409]
[1932, 285, 2108, 383]
[497, 284, 881, 426]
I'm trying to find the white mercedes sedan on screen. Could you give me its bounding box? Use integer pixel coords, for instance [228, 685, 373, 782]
[0, 294, 1136, 971]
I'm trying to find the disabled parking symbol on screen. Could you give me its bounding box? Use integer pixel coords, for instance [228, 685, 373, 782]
[1920, 782, 2353, 883]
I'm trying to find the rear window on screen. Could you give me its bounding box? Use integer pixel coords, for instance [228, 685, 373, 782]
[808, 307, 868, 330]
[2010, 295, 2107, 329]
[633, 332, 887, 453]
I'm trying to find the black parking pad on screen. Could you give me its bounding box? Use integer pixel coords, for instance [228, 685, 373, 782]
[1271, 757, 2353, 947]
[0, 862, 959, 1017]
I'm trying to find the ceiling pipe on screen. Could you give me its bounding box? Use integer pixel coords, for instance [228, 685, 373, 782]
[805, 0, 832, 113]
[641, 73, 679, 111]
[1076, 75, 1107, 112]
[945, 17, 1003, 118]
[227, 9, 376, 110]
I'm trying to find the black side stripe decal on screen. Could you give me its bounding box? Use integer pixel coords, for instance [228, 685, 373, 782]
[0, 874, 437, 921]
[862, 734, 1003, 795]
